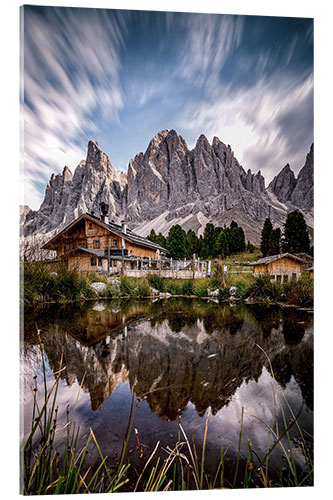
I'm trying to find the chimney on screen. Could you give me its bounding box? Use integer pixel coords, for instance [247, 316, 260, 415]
[100, 202, 109, 224]
[121, 220, 127, 234]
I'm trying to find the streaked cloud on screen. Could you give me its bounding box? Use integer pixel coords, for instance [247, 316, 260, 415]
[21, 7, 313, 209]
[22, 7, 127, 208]
[177, 73, 313, 182]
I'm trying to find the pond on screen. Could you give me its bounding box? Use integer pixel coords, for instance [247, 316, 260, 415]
[22, 298, 313, 489]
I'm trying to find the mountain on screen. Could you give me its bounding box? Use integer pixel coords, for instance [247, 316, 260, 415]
[23, 130, 314, 245]
[268, 143, 313, 211]
[24, 140, 127, 236]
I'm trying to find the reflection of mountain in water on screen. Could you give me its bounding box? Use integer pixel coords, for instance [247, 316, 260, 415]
[24, 300, 313, 416]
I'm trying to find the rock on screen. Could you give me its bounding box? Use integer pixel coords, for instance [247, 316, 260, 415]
[159, 292, 171, 298]
[229, 286, 237, 297]
[150, 287, 160, 296]
[268, 164, 296, 203]
[49, 271, 58, 277]
[268, 144, 313, 212]
[23, 132, 313, 245]
[290, 144, 313, 211]
[90, 282, 107, 295]
[92, 302, 106, 311]
[208, 288, 219, 297]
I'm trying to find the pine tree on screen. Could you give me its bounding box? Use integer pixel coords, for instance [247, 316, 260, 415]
[148, 228, 157, 243]
[216, 230, 229, 257]
[269, 227, 281, 255]
[261, 218, 273, 257]
[166, 225, 187, 259]
[186, 229, 199, 259]
[283, 210, 310, 254]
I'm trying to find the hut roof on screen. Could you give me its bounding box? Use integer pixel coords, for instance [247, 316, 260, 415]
[42, 212, 167, 253]
[251, 253, 305, 266]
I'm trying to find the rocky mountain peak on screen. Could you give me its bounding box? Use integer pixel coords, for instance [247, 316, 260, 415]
[268, 163, 296, 203]
[62, 165, 73, 181]
[195, 134, 210, 150]
[290, 143, 313, 210]
[23, 131, 314, 245]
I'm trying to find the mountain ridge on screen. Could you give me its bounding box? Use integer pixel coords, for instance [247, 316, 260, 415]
[23, 130, 313, 245]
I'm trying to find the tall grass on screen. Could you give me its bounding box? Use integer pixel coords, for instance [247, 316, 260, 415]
[23, 262, 94, 305]
[22, 330, 129, 494]
[23, 264, 313, 307]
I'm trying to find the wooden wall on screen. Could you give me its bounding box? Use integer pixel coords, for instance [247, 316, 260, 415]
[54, 217, 160, 270]
[253, 257, 303, 279]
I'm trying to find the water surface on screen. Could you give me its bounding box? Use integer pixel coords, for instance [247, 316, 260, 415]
[22, 298, 313, 487]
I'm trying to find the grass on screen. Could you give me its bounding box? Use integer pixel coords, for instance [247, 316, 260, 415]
[22, 330, 130, 494]
[23, 262, 95, 305]
[23, 262, 313, 308]
[22, 336, 313, 493]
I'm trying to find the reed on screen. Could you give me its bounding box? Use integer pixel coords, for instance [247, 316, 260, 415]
[21, 329, 130, 495]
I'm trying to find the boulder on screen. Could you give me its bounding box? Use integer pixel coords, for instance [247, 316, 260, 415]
[150, 287, 160, 296]
[92, 302, 106, 311]
[208, 288, 219, 297]
[90, 282, 107, 295]
[229, 286, 237, 297]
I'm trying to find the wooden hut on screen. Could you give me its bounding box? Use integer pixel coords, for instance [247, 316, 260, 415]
[42, 206, 167, 275]
[251, 253, 304, 283]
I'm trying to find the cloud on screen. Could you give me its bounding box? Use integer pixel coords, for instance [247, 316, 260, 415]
[177, 71, 313, 183]
[22, 7, 127, 209]
[177, 13, 244, 88]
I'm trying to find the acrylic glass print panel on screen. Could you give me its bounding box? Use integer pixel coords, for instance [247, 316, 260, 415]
[20, 4, 313, 494]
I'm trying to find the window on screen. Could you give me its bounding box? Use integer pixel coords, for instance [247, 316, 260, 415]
[98, 257, 102, 267]
[283, 275, 289, 283]
[113, 239, 118, 247]
[276, 275, 281, 283]
[91, 257, 96, 266]
[270, 275, 275, 281]
[88, 223, 93, 229]
[292, 273, 297, 280]
[78, 243, 82, 248]
[94, 240, 100, 248]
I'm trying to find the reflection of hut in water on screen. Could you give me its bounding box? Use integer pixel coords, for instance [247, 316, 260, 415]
[27, 300, 313, 418]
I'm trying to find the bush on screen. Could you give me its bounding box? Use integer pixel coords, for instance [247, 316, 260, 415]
[283, 274, 313, 307]
[248, 274, 282, 302]
[210, 263, 226, 288]
[235, 281, 249, 299]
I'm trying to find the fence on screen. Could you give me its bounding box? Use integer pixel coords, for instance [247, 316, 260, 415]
[124, 269, 208, 279]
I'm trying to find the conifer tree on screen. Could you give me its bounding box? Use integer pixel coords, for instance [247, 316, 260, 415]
[166, 224, 187, 259]
[261, 218, 273, 257]
[283, 210, 310, 254]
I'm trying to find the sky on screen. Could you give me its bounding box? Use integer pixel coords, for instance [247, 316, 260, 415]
[21, 5, 313, 210]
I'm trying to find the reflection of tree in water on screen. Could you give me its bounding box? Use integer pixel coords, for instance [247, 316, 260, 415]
[25, 299, 313, 418]
[247, 305, 281, 338]
[221, 306, 246, 335]
[282, 309, 308, 345]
